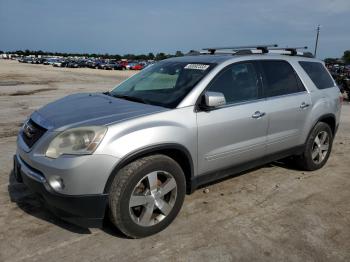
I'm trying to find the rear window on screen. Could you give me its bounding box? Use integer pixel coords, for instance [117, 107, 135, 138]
[299, 61, 334, 89]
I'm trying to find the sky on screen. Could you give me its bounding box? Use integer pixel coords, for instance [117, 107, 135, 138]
[0, 0, 349, 59]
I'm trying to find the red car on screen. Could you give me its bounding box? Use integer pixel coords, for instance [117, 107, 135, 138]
[130, 64, 144, 70]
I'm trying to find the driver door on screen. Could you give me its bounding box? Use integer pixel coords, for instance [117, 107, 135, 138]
[196, 61, 268, 175]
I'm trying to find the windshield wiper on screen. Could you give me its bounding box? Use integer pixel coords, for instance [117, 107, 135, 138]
[103, 91, 112, 96]
[112, 94, 149, 105]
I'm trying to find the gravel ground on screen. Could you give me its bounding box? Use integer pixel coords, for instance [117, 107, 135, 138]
[0, 59, 349, 262]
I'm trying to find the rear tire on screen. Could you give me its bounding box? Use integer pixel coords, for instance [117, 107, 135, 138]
[108, 155, 186, 238]
[295, 122, 333, 171]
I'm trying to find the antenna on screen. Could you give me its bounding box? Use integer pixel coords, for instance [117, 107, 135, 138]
[314, 25, 321, 57]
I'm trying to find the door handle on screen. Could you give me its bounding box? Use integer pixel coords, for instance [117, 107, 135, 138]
[251, 111, 266, 119]
[300, 102, 310, 109]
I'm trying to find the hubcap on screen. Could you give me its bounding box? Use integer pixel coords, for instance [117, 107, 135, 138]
[311, 131, 329, 164]
[129, 171, 177, 227]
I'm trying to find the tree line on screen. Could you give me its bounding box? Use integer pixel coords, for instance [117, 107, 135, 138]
[324, 50, 350, 64]
[0, 49, 186, 60]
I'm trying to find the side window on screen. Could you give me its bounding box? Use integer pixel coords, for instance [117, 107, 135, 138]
[261, 60, 303, 97]
[208, 62, 259, 104]
[299, 61, 334, 89]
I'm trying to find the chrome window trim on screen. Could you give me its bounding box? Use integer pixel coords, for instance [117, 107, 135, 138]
[201, 90, 309, 112]
[264, 90, 309, 101]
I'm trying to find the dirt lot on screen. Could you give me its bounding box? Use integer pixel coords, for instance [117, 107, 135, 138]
[0, 59, 349, 262]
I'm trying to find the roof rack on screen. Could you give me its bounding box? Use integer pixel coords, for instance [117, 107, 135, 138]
[201, 44, 314, 58]
[268, 46, 314, 58]
[202, 44, 278, 55]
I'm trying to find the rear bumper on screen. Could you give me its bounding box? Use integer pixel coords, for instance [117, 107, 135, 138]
[14, 155, 108, 228]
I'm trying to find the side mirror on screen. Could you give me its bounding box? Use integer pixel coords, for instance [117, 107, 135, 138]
[202, 91, 226, 109]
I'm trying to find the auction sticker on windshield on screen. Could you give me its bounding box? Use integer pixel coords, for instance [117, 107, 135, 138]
[184, 64, 210, 70]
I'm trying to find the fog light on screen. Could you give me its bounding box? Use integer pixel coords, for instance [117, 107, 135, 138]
[49, 177, 65, 192]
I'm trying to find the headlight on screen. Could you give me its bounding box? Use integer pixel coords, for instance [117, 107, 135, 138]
[45, 126, 107, 159]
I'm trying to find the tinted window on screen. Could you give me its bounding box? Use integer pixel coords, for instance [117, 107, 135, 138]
[299, 61, 334, 89]
[208, 62, 259, 104]
[261, 60, 303, 97]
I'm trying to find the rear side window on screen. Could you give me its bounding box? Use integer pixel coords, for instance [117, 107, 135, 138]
[299, 61, 334, 89]
[261, 60, 304, 97]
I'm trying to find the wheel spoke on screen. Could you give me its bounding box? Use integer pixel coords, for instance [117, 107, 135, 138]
[314, 136, 321, 147]
[320, 132, 328, 144]
[139, 202, 154, 225]
[129, 194, 150, 207]
[311, 148, 319, 160]
[320, 144, 329, 151]
[147, 172, 158, 191]
[155, 198, 172, 216]
[318, 150, 324, 161]
[159, 177, 176, 197]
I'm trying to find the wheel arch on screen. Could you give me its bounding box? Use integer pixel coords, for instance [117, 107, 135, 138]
[103, 143, 194, 195]
[304, 113, 337, 146]
[317, 113, 336, 135]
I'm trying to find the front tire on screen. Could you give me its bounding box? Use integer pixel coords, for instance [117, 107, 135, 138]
[296, 122, 333, 171]
[108, 155, 186, 238]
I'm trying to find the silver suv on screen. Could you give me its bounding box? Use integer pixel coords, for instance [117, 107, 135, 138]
[14, 45, 342, 238]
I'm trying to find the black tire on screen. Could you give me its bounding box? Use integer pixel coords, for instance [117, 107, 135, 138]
[295, 122, 333, 171]
[108, 154, 186, 238]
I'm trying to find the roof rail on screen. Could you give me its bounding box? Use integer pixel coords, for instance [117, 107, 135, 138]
[201, 44, 314, 58]
[202, 44, 278, 55]
[268, 46, 314, 58]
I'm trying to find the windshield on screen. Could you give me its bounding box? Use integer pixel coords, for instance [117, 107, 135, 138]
[110, 61, 216, 108]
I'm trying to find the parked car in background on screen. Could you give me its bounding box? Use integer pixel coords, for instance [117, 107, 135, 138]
[52, 59, 66, 67]
[119, 60, 128, 68]
[100, 61, 125, 70]
[130, 63, 144, 70]
[92, 60, 104, 69]
[113, 62, 126, 70]
[126, 62, 136, 70]
[18, 57, 32, 63]
[44, 58, 60, 65]
[66, 60, 84, 68]
[35, 58, 47, 64]
[98, 60, 114, 70]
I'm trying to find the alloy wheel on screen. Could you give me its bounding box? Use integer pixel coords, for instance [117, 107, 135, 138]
[311, 131, 329, 164]
[129, 171, 177, 227]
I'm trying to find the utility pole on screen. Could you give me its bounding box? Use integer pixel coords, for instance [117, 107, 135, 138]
[314, 25, 321, 57]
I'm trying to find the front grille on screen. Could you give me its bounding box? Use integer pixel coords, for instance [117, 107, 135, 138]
[21, 119, 47, 148]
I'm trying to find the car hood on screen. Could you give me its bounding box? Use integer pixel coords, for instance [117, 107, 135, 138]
[30, 93, 167, 131]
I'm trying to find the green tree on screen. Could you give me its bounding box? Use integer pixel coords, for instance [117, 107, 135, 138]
[324, 58, 338, 64]
[175, 50, 184, 57]
[155, 52, 167, 60]
[343, 50, 350, 64]
[123, 54, 136, 60]
[148, 52, 155, 60]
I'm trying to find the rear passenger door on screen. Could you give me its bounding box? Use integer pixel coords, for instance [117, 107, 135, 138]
[259, 60, 312, 154]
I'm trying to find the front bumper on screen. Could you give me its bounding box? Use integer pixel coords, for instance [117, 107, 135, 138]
[16, 131, 119, 195]
[14, 155, 108, 228]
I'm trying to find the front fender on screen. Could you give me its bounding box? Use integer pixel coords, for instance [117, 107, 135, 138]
[95, 106, 198, 182]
